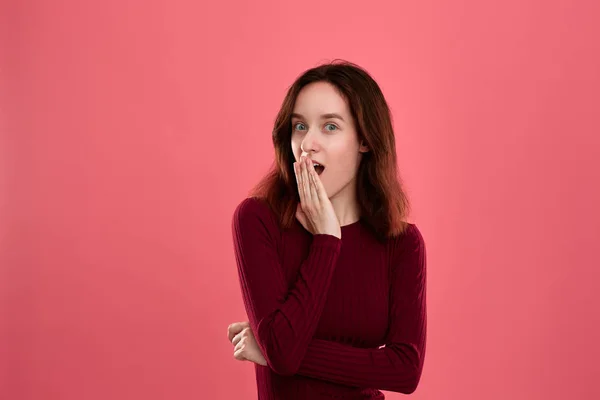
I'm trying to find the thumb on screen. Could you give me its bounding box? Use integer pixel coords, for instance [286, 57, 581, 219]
[295, 204, 314, 234]
[295, 203, 307, 226]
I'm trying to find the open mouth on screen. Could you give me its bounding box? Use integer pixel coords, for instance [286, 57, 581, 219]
[314, 164, 325, 175]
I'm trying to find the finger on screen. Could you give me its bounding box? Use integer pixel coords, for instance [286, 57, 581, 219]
[232, 331, 242, 346]
[306, 158, 320, 206]
[227, 322, 245, 342]
[309, 162, 327, 202]
[227, 323, 238, 342]
[301, 157, 314, 206]
[307, 161, 320, 204]
[233, 347, 245, 361]
[232, 327, 250, 346]
[295, 162, 306, 205]
[234, 337, 245, 352]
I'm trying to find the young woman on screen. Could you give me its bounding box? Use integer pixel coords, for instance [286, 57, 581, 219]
[228, 60, 427, 399]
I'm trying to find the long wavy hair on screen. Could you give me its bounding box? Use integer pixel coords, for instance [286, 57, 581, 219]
[248, 59, 411, 242]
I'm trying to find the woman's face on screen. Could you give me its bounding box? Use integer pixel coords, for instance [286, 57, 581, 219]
[290, 81, 369, 200]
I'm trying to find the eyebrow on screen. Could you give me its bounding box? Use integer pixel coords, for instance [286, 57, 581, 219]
[291, 113, 345, 122]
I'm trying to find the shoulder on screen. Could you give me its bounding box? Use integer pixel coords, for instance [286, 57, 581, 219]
[233, 196, 268, 218]
[232, 197, 279, 234]
[403, 223, 425, 248]
[391, 223, 426, 263]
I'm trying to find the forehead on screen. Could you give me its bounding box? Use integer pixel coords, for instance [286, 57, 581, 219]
[292, 81, 349, 117]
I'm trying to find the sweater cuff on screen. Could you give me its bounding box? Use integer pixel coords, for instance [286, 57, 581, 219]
[312, 234, 342, 249]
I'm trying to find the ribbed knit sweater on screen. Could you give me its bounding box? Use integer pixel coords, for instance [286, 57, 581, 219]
[231, 197, 427, 399]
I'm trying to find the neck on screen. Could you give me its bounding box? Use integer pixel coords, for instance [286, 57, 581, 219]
[329, 179, 361, 226]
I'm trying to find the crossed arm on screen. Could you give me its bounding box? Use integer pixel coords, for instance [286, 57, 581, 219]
[231, 200, 427, 394]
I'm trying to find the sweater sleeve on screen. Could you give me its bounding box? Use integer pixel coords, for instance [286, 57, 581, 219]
[231, 198, 342, 376]
[294, 224, 427, 394]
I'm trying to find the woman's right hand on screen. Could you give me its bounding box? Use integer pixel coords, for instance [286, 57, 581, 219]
[293, 156, 341, 239]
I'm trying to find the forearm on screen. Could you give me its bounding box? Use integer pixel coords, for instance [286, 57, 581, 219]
[233, 197, 343, 376]
[294, 337, 425, 394]
[249, 236, 341, 375]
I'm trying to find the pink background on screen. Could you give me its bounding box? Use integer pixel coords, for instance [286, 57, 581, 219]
[2, 0, 599, 399]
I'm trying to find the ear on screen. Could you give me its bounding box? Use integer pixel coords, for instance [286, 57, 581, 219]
[359, 140, 370, 153]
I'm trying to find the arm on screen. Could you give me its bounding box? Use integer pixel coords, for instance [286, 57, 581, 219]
[231, 198, 342, 376]
[294, 224, 427, 394]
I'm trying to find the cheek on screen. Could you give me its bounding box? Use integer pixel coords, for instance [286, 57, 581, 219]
[291, 141, 302, 159]
[336, 156, 357, 174]
[330, 158, 359, 183]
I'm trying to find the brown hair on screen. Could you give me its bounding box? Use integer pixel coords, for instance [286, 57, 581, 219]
[248, 59, 411, 242]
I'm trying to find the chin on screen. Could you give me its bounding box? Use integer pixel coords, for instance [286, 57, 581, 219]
[326, 188, 340, 200]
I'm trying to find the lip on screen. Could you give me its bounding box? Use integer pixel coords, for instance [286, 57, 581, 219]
[311, 160, 325, 176]
[305, 158, 325, 167]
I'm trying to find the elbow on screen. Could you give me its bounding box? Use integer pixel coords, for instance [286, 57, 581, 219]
[403, 375, 420, 395]
[394, 364, 423, 394]
[262, 349, 299, 376]
[256, 321, 301, 376]
[386, 342, 425, 394]
[256, 336, 299, 376]
[268, 358, 298, 377]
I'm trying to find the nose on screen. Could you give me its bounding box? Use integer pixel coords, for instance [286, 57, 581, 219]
[300, 128, 320, 155]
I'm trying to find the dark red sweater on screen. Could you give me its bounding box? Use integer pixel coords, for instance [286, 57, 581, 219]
[231, 197, 427, 399]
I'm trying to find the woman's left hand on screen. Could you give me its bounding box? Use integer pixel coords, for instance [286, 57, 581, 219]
[228, 321, 267, 367]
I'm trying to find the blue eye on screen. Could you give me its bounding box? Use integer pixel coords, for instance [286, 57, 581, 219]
[293, 122, 306, 131]
[325, 123, 338, 131]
